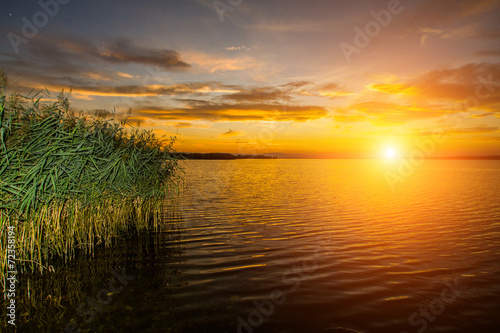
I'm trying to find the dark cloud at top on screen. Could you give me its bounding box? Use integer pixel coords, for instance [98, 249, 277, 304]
[97, 39, 190, 70]
[0, 33, 190, 88]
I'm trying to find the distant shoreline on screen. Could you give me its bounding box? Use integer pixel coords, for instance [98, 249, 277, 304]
[174, 152, 276, 160]
[175, 152, 500, 160]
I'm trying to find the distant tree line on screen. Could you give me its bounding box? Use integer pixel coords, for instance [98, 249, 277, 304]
[174, 152, 276, 160]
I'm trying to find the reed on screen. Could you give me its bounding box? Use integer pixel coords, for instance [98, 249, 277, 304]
[0, 75, 182, 288]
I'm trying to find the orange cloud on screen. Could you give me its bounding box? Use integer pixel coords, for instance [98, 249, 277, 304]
[369, 84, 420, 96]
[133, 103, 327, 122]
[340, 62, 500, 127]
[340, 101, 445, 126]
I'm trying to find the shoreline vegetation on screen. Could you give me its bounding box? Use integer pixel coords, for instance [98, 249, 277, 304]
[0, 73, 182, 288]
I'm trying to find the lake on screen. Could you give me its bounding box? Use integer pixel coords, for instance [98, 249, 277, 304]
[14, 159, 500, 332]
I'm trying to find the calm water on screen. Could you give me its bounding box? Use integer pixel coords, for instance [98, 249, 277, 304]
[14, 159, 500, 332]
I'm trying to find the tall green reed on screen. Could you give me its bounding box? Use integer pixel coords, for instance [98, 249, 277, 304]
[0, 76, 182, 287]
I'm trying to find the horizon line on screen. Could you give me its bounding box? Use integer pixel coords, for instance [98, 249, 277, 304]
[175, 152, 500, 160]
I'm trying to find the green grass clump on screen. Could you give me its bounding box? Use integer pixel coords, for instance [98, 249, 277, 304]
[0, 77, 182, 284]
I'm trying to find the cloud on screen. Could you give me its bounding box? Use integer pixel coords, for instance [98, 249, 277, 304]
[369, 83, 420, 96]
[225, 46, 253, 51]
[314, 82, 354, 98]
[12, 81, 240, 99]
[0, 33, 190, 89]
[97, 39, 190, 70]
[336, 62, 500, 127]
[272, 81, 352, 99]
[182, 51, 261, 74]
[131, 101, 327, 122]
[117, 72, 135, 78]
[221, 129, 240, 136]
[112, 79, 337, 124]
[214, 81, 351, 103]
[173, 122, 194, 128]
[0, 34, 273, 84]
[72, 82, 240, 97]
[368, 62, 500, 105]
[217, 87, 292, 102]
[279, 81, 313, 89]
[341, 101, 445, 126]
[417, 26, 476, 46]
[246, 21, 328, 33]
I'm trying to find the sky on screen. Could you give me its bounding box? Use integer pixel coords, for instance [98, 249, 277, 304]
[1, 0, 500, 158]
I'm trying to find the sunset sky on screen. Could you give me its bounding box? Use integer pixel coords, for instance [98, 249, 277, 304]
[1, 0, 500, 158]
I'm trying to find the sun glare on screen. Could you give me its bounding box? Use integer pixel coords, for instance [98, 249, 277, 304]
[384, 147, 398, 159]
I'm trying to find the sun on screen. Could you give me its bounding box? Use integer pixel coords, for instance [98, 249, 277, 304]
[383, 147, 398, 159]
